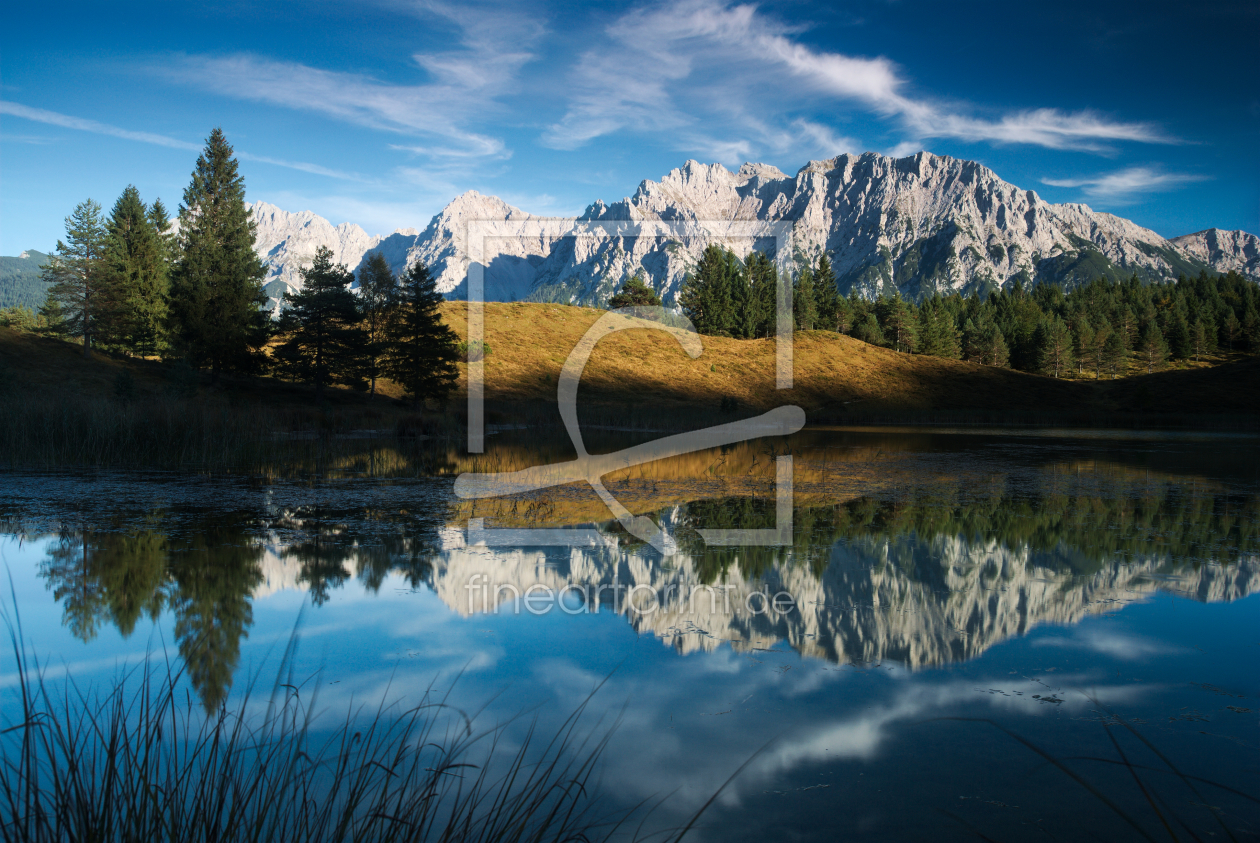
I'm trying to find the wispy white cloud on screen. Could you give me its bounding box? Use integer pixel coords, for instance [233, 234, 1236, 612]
[0, 100, 366, 181]
[542, 0, 1177, 160]
[1042, 166, 1209, 203]
[1033, 629, 1188, 659]
[0, 100, 201, 151]
[162, 2, 540, 166]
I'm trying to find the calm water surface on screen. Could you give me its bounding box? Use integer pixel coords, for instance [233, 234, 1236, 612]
[2, 428, 1257, 841]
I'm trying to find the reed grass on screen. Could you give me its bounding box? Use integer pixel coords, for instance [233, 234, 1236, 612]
[0, 606, 670, 843]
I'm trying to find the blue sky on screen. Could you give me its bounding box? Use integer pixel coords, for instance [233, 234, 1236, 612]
[2, 0, 1256, 255]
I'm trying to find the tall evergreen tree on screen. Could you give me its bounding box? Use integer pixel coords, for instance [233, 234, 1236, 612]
[148, 198, 175, 274]
[878, 293, 917, 353]
[1073, 316, 1093, 376]
[382, 261, 459, 405]
[357, 251, 398, 395]
[40, 199, 111, 357]
[1189, 318, 1209, 363]
[679, 245, 737, 336]
[1137, 322, 1168, 373]
[1222, 310, 1242, 352]
[1103, 329, 1127, 378]
[105, 185, 168, 356]
[813, 254, 840, 331]
[743, 251, 779, 339]
[168, 128, 269, 377]
[1087, 318, 1112, 379]
[852, 311, 885, 346]
[273, 246, 366, 397]
[793, 262, 817, 330]
[1036, 316, 1074, 378]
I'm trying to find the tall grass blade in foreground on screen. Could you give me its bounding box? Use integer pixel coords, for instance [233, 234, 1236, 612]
[0, 604, 645, 843]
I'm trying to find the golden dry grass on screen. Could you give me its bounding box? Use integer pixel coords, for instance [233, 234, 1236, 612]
[2, 302, 1255, 426]
[440, 301, 1090, 416]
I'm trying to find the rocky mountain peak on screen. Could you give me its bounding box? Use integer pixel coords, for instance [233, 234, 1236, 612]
[244, 153, 1258, 311]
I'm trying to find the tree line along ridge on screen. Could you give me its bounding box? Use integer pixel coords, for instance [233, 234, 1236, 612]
[9, 127, 1259, 398]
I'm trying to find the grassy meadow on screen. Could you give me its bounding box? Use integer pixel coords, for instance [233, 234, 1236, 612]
[0, 301, 1257, 473]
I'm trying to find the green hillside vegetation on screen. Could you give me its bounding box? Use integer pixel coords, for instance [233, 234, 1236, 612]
[0, 250, 51, 309]
[680, 245, 1260, 380]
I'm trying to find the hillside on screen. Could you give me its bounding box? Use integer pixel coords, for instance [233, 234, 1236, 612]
[1, 303, 1255, 428]
[0, 250, 50, 309]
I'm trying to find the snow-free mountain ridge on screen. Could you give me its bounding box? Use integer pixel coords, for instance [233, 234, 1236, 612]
[245, 151, 1259, 311]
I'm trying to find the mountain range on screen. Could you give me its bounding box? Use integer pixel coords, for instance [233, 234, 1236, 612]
[9, 152, 1257, 313]
[249, 151, 1259, 311]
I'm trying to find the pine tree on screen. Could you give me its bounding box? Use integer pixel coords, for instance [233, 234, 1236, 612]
[1088, 318, 1112, 379]
[1137, 322, 1168, 373]
[1222, 310, 1241, 352]
[40, 199, 111, 357]
[608, 275, 661, 308]
[382, 260, 459, 405]
[679, 245, 736, 336]
[148, 198, 175, 275]
[106, 185, 168, 356]
[1166, 311, 1191, 360]
[742, 251, 779, 339]
[1189, 319, 1208, 363]
[357, 251, 398, 395]
[877, 293, 917, 352]
[977, 324, 1010, 367]
[1103, 330, 1126, 378]
[1036, 316, 1074, 378]
[1073, 317, 1093, 376]
[273, 246, 366, 398]
[37, 295, 68, 336]
[1243, 305, 1260, 354]
[793, 262, 817, 331]
[851, 311, 885, 346]
[916, 300, 960, 358]
[813, 254, 840, 331]
[168, 128, 269, 377]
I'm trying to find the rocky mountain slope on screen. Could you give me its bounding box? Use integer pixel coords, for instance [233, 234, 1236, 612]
[251, 517, 1260, 670]
[245, 152, 1260, 309]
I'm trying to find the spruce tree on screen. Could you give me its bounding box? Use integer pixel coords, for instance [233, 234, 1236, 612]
[168, 128, 269, 377]
[1137, 322, 1168, 373]
[1222, 310, 1241, 352]
[357, 251, 398, 395]
[1073, 317, 1093, 376]
[41, 199, 111, 357]
[852, 311, 885, 346]
[273, 246, 366, 398]
[106, 185, 168, 356]
[382, 260, 459, 405]
[1189, 319, 1209, 363]
[37, 295, 67, 337]
[813, 254, 840, 331]
[1036, 316, 1074, 378]
[1088, 318, 1112, 379]
[680, 245, 737, 336]
[148, 198, 175, 274]
[877, 293, 917, 352]
[1103, 329, 1126, 378]
[743, 251, 778, 339]
[793, 262, 817, 331]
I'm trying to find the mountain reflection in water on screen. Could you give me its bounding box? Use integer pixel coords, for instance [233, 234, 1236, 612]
[14, 435, 1258, 711]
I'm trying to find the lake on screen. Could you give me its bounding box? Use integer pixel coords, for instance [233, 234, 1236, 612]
[2, 427, 1257, 841]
